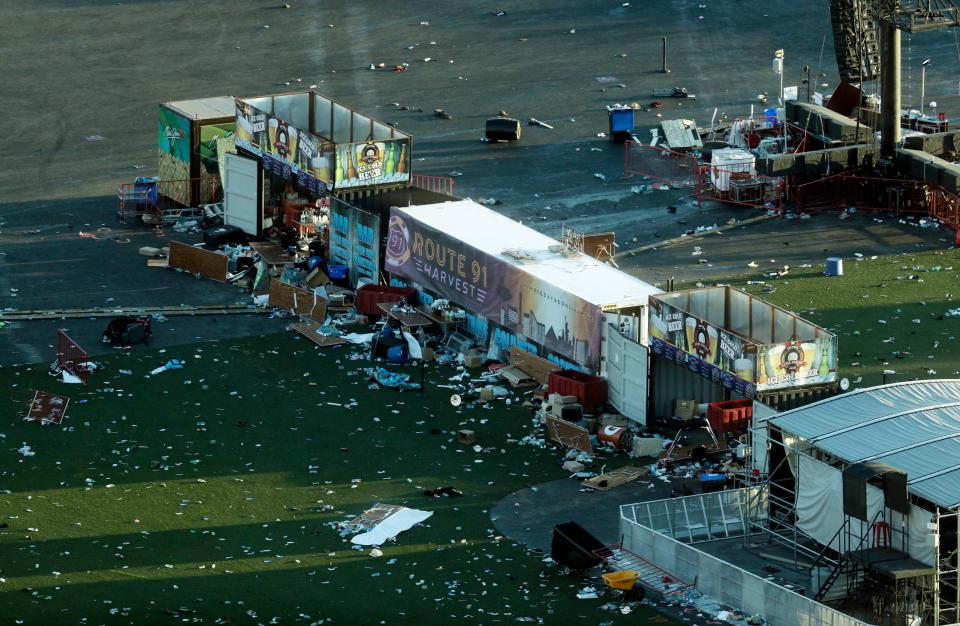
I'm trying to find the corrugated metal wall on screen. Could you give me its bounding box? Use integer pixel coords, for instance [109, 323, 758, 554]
[650, 355, 728, 419]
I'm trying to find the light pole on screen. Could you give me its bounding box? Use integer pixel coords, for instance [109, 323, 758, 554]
[921, 59, 931, 115]
[774, 49, 785, 106]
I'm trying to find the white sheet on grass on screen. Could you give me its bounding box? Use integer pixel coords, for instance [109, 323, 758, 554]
[351, 507, 433, 546]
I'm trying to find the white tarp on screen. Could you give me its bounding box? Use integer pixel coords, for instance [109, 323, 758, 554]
[351, 507, 433, 546]
[796, 455, 935, 565]
[768, 380, 960, 509]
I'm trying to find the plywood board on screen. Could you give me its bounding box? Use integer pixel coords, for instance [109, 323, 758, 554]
[168, 241, 228, 282]
[545, 415, 592, 453]
[251, 241, 295, 265]
[292, 318, 349, 347]
[269, 280, 327, 322]
[510, 346, 562, 385]
[583, 466, 648, 491]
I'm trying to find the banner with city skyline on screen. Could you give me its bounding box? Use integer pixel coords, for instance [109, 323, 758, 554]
[385, 208, 602, 369]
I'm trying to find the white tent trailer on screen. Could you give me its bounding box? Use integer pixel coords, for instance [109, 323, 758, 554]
[384, 199, 661, 422]
[749, 380, 960, 625]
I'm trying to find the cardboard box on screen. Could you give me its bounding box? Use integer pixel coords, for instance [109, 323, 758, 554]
[457, 429, 476, 444]
[463, 353, 483, 368]
[305, 267, 330, 288]
[675, 399, 698, 420]
[420, 347, 435, 362]
[479, 387, 494, 402]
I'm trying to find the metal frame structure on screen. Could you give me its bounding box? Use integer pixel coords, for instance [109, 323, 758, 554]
[745, 422, 960, 625]
[409, 174, 455, 196]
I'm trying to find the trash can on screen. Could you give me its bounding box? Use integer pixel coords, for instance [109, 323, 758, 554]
[485, 117, 522, 142]
[825, 257, 843, 276]
[551, 521, 609, 569]
[608, 107, 634, 143]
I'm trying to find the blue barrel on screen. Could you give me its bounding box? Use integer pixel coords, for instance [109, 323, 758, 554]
[764, 107, 778, 125]
[826, 257, 843, 276]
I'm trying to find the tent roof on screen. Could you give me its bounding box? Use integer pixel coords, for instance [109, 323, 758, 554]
[764, 380, 960, 508]
[394, 200, 661, 308]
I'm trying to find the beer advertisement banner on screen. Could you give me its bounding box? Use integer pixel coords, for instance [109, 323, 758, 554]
[756, 337, 837, 391]
[234, 100, 333, 195]
[649, 300, 757, 397]
[385, 208, 602, 369]
[649, 297, 838, 394]
[329, 199, 380, 289]
[334, 139, 410, 189]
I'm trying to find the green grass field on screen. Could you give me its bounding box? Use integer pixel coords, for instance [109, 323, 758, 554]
[0, 333, 670, 625]
[715, 247, 960, 389]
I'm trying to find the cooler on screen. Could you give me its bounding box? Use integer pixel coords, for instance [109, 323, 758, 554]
[355, 285, 418, 317]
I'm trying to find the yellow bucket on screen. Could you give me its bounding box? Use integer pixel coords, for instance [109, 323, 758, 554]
[602, 570, 639, 590]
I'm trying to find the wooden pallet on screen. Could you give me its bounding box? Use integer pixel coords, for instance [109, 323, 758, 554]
[583, 466, 649, 491]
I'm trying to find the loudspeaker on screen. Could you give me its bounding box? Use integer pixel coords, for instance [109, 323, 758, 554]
[830, 0, 881, 83]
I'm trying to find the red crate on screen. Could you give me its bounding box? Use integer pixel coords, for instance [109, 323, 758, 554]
[548, 370, 608, 412]
[355, 285, 418, 317]
[707, 399, 753, 433]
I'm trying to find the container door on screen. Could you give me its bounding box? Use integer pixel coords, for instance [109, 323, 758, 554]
[605, 323, 648, 424]
[223, 152, 261, 236]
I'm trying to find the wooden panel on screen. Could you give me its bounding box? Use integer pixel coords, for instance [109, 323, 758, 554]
[292, 318, 349, 347]
[268, 280, 327, 322]
[168, 241, 228, 282]
[583, 232, 615, 260]
[509, 346, 561, 385]
[250, 241, 295, 265]
[545, 416, 592, 453]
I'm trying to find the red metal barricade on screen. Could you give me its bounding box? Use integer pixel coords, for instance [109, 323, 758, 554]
[410, 174, 455, 196]
[624, 141, 699, 188]
[797, 174, 960, 232]
[56, 330, 89, 389]
[117, 176, 220, 224]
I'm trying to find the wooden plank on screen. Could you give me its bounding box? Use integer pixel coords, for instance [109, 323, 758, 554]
[545, 415, 592, 453]
[510, 346, 562, 385]
[146, 258, 169, 268]
[168, 241, 228, 282]
[268, 280, 327, 322]
[583, 466, 648, 491]
[292, 318, 350, 347]
[583, 232, 615, 261]
[251, 241, 295, 265]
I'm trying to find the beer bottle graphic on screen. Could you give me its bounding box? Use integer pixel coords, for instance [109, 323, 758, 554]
[396, 143, 406, 175]
[817, 338, 831, 378]
[346, 147, 357, 180]
[335, 152, 344, 185]
[384, 143, 396, 176]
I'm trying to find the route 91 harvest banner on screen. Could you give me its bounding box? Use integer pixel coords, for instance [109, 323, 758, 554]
[384, 207, 602, 369]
